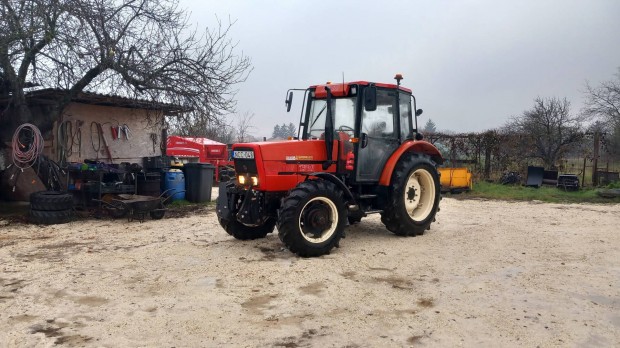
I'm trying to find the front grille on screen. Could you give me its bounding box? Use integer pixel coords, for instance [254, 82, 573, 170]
[234, 158, 257, 174]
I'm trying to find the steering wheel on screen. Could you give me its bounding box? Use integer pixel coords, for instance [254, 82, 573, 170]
[338, 125, 355, 134]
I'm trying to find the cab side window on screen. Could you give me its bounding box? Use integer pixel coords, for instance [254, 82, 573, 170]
[361, 90, 396, 139]
[399, 92, 412, 141]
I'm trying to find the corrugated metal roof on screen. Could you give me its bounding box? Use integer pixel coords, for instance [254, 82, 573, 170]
[13, 88, 187, 114]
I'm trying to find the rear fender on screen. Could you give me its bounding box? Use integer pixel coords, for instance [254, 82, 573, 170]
[378, 140, 443, 186]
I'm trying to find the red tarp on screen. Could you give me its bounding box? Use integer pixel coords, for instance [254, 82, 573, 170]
[166, 136, 228, 162]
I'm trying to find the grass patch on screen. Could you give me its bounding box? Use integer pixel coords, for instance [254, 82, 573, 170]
[167, 199, 214, 207]
[455, 181, 620, 204]
[163, 199, 215, 218]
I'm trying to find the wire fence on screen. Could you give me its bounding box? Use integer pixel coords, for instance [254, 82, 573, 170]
[426, 131, 620, 187]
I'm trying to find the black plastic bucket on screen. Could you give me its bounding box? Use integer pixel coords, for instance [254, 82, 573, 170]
[184, 163, 215, 203]
[137, 172, 161, 197]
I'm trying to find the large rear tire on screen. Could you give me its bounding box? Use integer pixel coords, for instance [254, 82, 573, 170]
[29, 209, 73, 225]
[381, 153, 440, 236]
[30, 191, 73, 211]
[220, 217, 276, 240]
[277, 179, 346, 257]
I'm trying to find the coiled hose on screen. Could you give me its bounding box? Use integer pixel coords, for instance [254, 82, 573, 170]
[12, 123, 44, 169]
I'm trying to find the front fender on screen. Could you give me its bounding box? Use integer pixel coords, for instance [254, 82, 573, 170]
[378, 140, 443, 186]
[308, 172, 356, 203]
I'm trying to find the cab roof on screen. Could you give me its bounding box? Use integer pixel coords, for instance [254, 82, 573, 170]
[310, 81, 412, 98]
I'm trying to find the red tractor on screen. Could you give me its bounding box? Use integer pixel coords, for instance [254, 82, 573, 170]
[216, 74, 443, 257]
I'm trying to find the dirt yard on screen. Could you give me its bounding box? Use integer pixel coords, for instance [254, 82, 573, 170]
[1, 197, 619, 347]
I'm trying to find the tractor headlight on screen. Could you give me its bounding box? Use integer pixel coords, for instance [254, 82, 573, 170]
[237, 175, 258, 186]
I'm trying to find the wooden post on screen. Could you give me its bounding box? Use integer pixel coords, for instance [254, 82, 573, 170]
[592, 131, 600, 186]
[161, 128, 168, 154]
[582, 157, 587, 188]
[484, 145, 491, 180]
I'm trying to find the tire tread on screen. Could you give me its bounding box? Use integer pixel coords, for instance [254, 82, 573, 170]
[380, 153, 441, 236]
[29, 209, 73, 225]
[277, 179, 346, 257]
[30, 191, 73, 211]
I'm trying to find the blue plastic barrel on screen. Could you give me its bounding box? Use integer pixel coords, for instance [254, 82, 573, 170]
[164, 169, 185, 201]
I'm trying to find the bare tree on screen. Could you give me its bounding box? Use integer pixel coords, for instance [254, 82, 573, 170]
[583, 68, 620, 155]
[505, 97, 583, 168]
[235, 111, 254, 143]
[206, 122, 235, 144]
[0, 0, 251, 144]
[583, 68, 620, 126]
[167, 114, 235, 143]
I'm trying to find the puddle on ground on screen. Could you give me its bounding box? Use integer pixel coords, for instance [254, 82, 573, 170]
[8, 314, 38, 323]
[372, 276, 414, 290]
[298, 282, 324, 296]
[341, 271, 357, 280]
[50, 289, 109, 307]
[196, 276, 220, 289]
[74, 296, 109, 307]
[417, 298, 435, 308]
[241, 294, 278, 314]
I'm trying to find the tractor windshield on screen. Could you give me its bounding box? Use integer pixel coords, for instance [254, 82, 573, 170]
[307, 97, 356, 139]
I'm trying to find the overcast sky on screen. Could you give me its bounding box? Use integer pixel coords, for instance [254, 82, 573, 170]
[180, 0, 620, 138]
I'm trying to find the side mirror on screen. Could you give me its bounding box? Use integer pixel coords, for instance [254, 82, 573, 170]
[363, 85, 377, 111]
[285, 91, 293, 112]
[415, 109, 423, 117]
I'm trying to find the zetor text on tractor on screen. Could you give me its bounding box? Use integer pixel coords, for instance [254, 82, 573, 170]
[216, 74, 443, 257]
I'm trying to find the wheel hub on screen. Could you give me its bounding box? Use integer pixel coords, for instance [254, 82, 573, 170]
[404, 169, 435, 221]
[302, 204, 331, 237]
[406, 186, 417, 201]
[298, 196, 339, 243]
[405, 175, 422, 209]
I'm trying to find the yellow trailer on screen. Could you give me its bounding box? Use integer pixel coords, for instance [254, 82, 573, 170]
[438, 167, 473, 193]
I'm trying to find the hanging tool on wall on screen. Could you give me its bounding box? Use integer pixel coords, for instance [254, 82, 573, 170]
[110, 120, 121, 141]
[99, 122, 114, 163]
[91, 122, 114, 163]
[75, 120, 83, 157]
[58, 119, 73, 166]
[90, 121, 101, 160]
[120, 124, 131, 140]
[150, 133, 157, 153]
[110, 124, 119, 140]
[58, 118, 84, 164]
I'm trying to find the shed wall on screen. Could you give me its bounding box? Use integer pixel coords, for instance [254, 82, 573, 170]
[48, 103, 163, 164]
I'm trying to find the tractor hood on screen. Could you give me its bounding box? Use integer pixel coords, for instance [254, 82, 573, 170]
[232, 139, 334, 162]
[231, 139, 338, 191]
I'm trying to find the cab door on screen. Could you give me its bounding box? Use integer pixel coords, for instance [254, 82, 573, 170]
[355, 89, 400, 182]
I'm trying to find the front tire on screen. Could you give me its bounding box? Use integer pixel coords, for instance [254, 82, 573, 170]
[277, 179, 346, 257]
[219, 217, 276, 240]
[381, 153, 440, 236]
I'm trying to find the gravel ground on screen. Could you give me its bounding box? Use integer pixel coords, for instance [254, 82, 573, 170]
[0, 197, 619, 347]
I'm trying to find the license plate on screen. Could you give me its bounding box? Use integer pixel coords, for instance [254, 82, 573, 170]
[233, 150, 254, 159]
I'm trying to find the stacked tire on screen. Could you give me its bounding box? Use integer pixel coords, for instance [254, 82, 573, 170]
[29, 191, 73, 225]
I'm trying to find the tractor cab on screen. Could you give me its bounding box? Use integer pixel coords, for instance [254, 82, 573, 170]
[290, 75, 422, 183]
